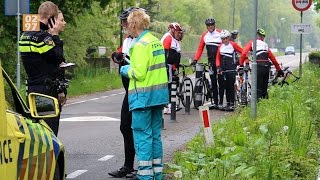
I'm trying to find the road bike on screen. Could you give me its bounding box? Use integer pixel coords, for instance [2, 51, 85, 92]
[175, 64, 194, 108]
[234, 65, 251, 106]
[193, 63, 214, 110]
[269, 66, 300, 87]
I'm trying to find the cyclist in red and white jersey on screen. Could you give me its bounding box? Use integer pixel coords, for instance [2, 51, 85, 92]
[191, 18, 222, 109]
[240, 28, 284, 99]
[216, 30, 243, 111]
[161, 22, 184, 114]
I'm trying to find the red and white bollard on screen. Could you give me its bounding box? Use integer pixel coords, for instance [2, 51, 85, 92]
[199, 106, 214, 146]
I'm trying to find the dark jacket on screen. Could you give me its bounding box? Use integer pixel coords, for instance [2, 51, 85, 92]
[19, 22, 64, 95]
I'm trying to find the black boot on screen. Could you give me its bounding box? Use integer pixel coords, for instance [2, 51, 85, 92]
[108, 166, 133, 178]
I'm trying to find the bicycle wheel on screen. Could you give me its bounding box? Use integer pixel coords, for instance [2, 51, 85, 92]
[239, 82, 248, 105]
[180, 78, 194, 107]
[193, 78, 207, 110]
[234, 83, 240, 107]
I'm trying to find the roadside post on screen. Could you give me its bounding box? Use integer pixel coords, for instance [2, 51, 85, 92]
[199, 106, 214, 146]
[5, 0, 30, 89]
[291, 0, 313, 77]
[194, 64, 204, 108]
[170, 80, 177, 122]
[184, 80, 191, 114]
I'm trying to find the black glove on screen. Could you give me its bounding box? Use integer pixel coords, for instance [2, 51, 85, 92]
[277, 69, 284, 77]
[217, 66, 223, 74]
[111, 52, 124, 64]
[190, 60, 197, 66]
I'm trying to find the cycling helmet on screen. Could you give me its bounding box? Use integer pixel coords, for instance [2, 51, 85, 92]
[231, 30, 239, 35]
[205, 18, 215, 25]
[119, 7, 145, 20]
[257, 28, 266, 37]
[168, 22, 183, 32]
[220, 30, 231, 39]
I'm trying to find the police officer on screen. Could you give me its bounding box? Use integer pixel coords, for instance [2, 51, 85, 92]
[108, 7, 143, 178]
[19, 1, 66, 136]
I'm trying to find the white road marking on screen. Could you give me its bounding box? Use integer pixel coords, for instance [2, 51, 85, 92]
[65, 92, 125, 107]
[61, 116, 120, 122]
[66, 170, 88, 179]
[98, 155, 114, 161]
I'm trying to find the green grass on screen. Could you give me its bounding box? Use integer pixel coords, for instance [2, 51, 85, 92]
[67, 67, 122, 97]
[166, 62, 320, 179]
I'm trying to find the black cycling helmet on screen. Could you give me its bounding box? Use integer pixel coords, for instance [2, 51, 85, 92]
[205, 18, 215, 25]
[119, 7, 145, 20]
[257, 28, 266, 37]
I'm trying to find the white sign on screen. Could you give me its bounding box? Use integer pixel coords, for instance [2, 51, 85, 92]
[291, 24, 312, 34]
[292, 0, 312, 11]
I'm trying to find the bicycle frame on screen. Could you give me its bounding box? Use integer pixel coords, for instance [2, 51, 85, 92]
[235, 68, 251, 106]
[193, 63, 213, 109]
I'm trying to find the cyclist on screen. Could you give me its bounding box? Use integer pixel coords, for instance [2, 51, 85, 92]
[216, 30, 243, 111]
[239, 28, 284, 99]
[161, 22, 184, 114]
[191, 18, 222, 109]
[229, 30, 239, 42]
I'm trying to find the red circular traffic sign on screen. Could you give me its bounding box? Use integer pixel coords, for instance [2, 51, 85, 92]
[292, 0, 313, 11]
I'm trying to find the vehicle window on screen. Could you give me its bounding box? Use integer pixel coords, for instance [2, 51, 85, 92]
[2, 70, 28, 114]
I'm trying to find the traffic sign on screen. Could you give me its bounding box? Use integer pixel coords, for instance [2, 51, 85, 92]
[23, 14, 40, 31]
[292, 0, 312, 11]
[5, 0, 30, 16]
[291, 24, 312, 34]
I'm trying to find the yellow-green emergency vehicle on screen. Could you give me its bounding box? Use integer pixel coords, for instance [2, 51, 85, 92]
[0, 64, 65, 180]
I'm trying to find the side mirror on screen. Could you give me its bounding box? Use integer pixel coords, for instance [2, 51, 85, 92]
[28, 93, 60, 118]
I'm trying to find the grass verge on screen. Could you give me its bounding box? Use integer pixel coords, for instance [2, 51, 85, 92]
[165, 62, 320, 179]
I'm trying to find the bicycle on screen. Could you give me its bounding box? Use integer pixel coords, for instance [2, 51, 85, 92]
[193, 63, 214, 110]
[269, 66, 300, 87]
[175, 64, 194, 108]
[234, 65, 251, 106]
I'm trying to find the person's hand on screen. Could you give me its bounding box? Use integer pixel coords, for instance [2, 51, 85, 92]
[277, 69, 284, 77]
[111, 52, 124, 64]
[190, 60, 197, 66]
[47, 17, 59, 36]
[120, 65, 130, 78]
[217, 66, 223, 74]
[58, 92, 67, 106]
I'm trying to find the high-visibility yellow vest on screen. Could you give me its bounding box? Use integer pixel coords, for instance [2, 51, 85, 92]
[127, 30, 169, 110]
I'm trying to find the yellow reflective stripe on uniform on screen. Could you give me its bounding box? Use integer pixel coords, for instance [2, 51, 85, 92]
[138, 160, 153, 166]
[19, 41, 54, 54]
[128, 83, 167, 95]
[152, 158, 162, 164]
[153, 167, 163, 173]
[148, 62, 166, 71]
[138, 169, 154, 175]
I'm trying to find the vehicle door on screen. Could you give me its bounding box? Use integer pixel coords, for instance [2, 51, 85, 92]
[2, 69, 56, 180]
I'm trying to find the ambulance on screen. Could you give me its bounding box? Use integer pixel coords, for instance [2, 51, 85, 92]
[0, 64, 65, 180]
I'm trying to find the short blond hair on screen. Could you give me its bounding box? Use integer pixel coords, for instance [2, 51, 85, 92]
[38, 1, 59, 19]
[127, 9, 150, 30]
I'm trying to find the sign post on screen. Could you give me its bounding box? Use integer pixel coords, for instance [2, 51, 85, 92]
[5, 0, 30, 89]
[291, 0, 312, 77]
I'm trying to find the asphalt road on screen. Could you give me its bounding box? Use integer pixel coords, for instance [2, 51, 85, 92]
[59, 53, 307, 179]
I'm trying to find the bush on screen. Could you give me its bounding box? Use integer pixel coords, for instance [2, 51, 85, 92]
[308, 51, 320, 66]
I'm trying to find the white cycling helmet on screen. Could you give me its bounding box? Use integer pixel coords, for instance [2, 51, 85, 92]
[220, 30, 231, 39]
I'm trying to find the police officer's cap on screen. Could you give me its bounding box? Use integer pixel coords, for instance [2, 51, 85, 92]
[119, 7, 145, 20]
